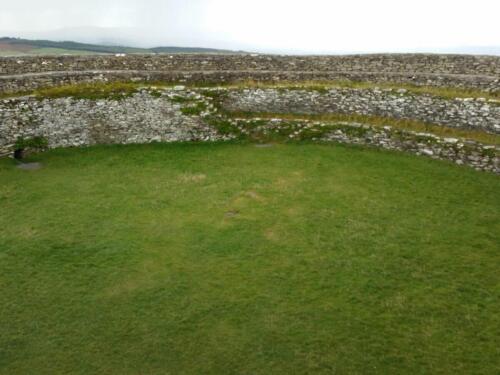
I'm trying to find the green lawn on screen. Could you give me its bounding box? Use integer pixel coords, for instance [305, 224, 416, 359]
[0, 143, 499, 374]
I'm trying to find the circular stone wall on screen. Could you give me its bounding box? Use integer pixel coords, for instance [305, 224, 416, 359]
[0, 54, 499, 173]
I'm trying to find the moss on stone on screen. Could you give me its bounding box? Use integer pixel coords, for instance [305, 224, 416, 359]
[223, 111, 500, 146]
[34, 82, 142, 100]
[180, 102, 208, 116]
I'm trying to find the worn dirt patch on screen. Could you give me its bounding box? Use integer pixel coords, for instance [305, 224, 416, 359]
[17, 162, 42, 170]
[264, 227, 281, 242]
[243, 190, 264, 200]
[103, 259, 162, 297]
[179, 173, 207, 183]
[225, 210, 240, 218]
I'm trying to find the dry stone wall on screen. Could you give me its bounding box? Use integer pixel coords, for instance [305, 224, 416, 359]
[3, 70, 498, 96]
[2, 54, 499, 75]
[0, 89, 222, 157]
[1, 54, 499, 173]
[225, 118, 499, 173]
[223, 88, 500, 134]
[0, 87, 498, 173]
[1, 54, 499, 94]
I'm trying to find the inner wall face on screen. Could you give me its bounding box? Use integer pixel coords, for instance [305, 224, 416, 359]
[0, 54, 499, 173]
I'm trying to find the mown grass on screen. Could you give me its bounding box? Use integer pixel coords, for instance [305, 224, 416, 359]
[0, 143, 499, 374]
[223, 111, 500, 145]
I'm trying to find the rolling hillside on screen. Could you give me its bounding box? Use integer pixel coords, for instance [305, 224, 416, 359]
[0, 37, 244, 56]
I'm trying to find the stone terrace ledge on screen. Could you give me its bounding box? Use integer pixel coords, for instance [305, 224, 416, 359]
[0, 54, 499, 95]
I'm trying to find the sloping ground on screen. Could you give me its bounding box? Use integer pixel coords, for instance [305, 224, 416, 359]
[0, 42, 33, 53]
[0, 41, 106, 57]
[0, 143, 499, 374]
[0, 48, 98, 57]
[0, 37, 242, 56]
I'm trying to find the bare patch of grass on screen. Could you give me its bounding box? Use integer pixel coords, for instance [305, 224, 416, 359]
[179, 173, 207, 183]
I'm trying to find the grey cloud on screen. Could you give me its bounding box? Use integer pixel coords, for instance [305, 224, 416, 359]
[1, 0, 499, 54]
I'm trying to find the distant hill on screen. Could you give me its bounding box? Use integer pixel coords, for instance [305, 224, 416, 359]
[0, 37, 245, 56]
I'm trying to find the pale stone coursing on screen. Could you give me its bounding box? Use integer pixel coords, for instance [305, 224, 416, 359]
[0, 88, 497, 173]
[226, 118, 499, 173]
[223, 88, 500, 134]
[0, 90, 223, 156]
[0, 54, 499, 95]
[2, 54, 499, 76]
[1, 71, 499, 96]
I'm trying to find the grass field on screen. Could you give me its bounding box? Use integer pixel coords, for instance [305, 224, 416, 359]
[0, 143, 499, 374]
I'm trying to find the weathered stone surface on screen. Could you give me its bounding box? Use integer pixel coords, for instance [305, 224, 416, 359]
[0, 54, 499, 94]
[223, 88, 500, 134]
[1, 87, 498, 174]
[2, 54, 499, 76]
[0, 89, 224, 156]
[225, 118, 499, 173]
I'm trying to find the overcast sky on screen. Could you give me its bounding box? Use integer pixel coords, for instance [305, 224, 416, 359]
[1, 0, 500, 54]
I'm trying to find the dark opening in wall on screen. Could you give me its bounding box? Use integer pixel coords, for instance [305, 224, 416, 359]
[14, 148, 24, 160]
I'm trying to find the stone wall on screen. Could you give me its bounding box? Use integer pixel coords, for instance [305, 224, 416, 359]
[1, 87, 498, 173]
[225, 118, 499, 173]
[1, 70, 499, 96]
[223, 88, 500, 134]
[1, 54, 499, 95]
[2, 54, 499, 75]
[0, 89, 222, 157]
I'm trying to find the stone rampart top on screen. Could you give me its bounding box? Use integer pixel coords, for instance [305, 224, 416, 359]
[1, 54, 500, 76]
